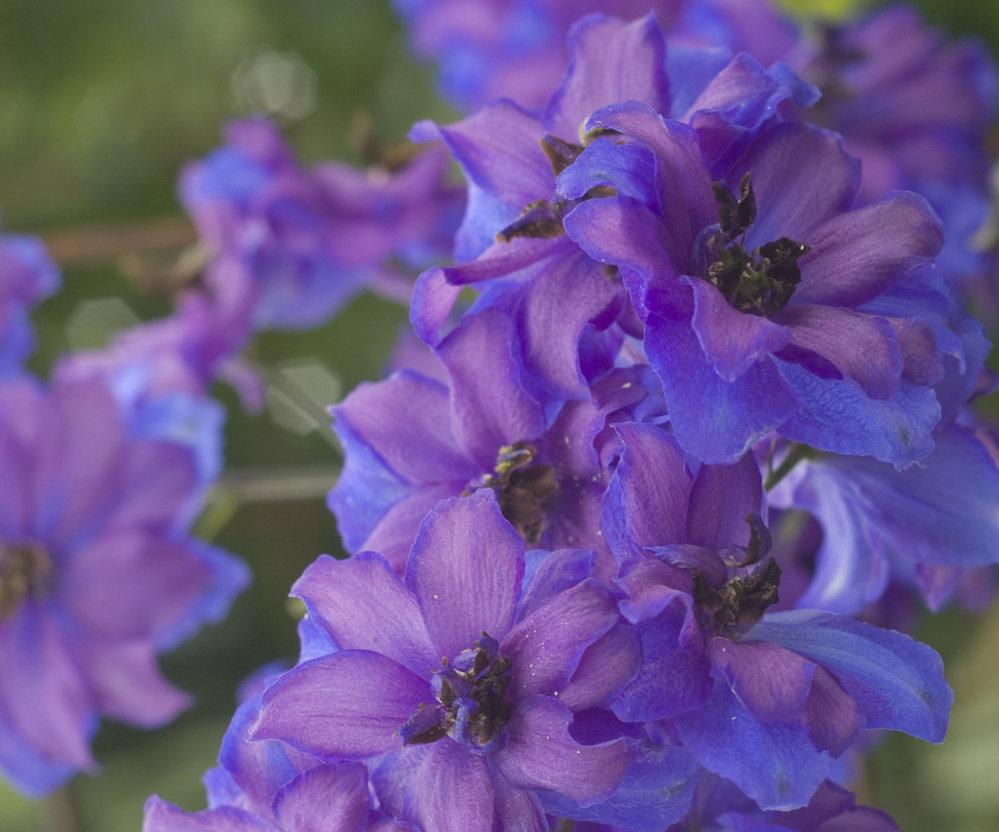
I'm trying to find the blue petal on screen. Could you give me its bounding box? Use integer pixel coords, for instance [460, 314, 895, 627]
[775, 359, 939, 467]
[746, 610, 952, 743]
[673, 680, 831, 810]
[646, 310, 797, 464]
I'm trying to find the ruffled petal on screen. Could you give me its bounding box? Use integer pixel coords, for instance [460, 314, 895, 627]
[545, 14, 669, 141]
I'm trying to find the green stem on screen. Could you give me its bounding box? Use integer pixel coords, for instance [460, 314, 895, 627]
[764, 442, 816, 491]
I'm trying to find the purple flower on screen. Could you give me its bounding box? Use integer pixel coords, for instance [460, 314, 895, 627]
[410, 14, 817, 404]
[563, 116, 949, 464]
[0, 233, 59, 376]
[254, 491, 653, 832]
[330, 306, 658, 573]
[181, 118, 463, 331]
[0, 373, 248, 796]
[599, 423, 952, 809]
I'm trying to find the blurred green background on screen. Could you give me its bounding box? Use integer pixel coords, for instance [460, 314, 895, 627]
[0, 1, 996, 830]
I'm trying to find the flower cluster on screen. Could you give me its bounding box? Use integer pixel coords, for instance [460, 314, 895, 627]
[138, 3, 998, 830]
[0, 0, 996, 830]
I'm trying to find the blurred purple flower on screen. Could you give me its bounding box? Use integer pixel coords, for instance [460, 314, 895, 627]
[181, 118, 463, 332]
[0, 373, 248, 796]
[0, 233, 59, 376]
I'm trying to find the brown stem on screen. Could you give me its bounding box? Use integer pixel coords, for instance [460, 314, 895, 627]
[40, 216, 196, 266]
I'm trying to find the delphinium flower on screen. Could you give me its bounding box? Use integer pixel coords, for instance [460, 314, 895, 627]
[330, 305, 661, 573]
[0, 231, 59, 376]
[0, 370, 248, 796]
[562, 113, 957, 465]
[181, 118, 464, 332]
[411, 13, 815, 404]
[672, 0, 999, 311]
[144, 693, 421, 832]
[252, 490, 703, 832]
[591, 422, 952, 813]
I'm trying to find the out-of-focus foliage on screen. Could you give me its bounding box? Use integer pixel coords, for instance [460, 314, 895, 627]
[0, 1, 995, 831]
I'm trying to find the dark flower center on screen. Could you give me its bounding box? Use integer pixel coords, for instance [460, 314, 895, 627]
[705, 172, 810, 317]
[692, 515, 781, 638]
[400, 633, 513, 752]
[466, 442, 559, 544]
[495, 134, 616, 243]
[0, 541, 53, 621]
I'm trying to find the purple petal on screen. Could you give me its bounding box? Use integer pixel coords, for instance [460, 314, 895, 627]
[686, 452, 764, 551]
[779, 463, 892, 614]
[686, 277, 790, 382]
[746, 610, 952, 742]
[410, 266, 464, 347]
[75, 640, 190, 727]
[733, 122, 859, 244]
[613, 590, 711, 722]
[60, 532, 212, 641]
[538, 741, 699, 832]
[557, 138, 659, 206]
[498, 694, 632, 805]
[406, 491, 523, 659]
[776, 305, 903, 399]
[438, 308, 546, 468]
[217, 696, 297, 814]
[0, 604, 96, 772]
[413, 101, 550, 207]
[600, 422, 691, 560]
[799, 667, 864, 757]
[792, 192, 944, 309]
[254, 651, 430, 760]
[502, 579, 618, 700]
[291, 553, 438, 677]
[559, 623, 642, 712]
[492, 773, 548, 832]
[357, 483, 467, 574]
[576, 107, 717, 263]
[514, 246, 627, 399]
[333, 370, 473, 486]
[30, 378, 124, 547]
[709, 639, 816, 723]
[272, 763, 370, 832]
[404, 741, 495, 832]
[100, 441, 200, 536]
[684, 54, 819, 126]
[545, 14, 670, 141]
[830, 424, 999, 570]
[563, 195, 673, 285]
[517, 548, 597, 623]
